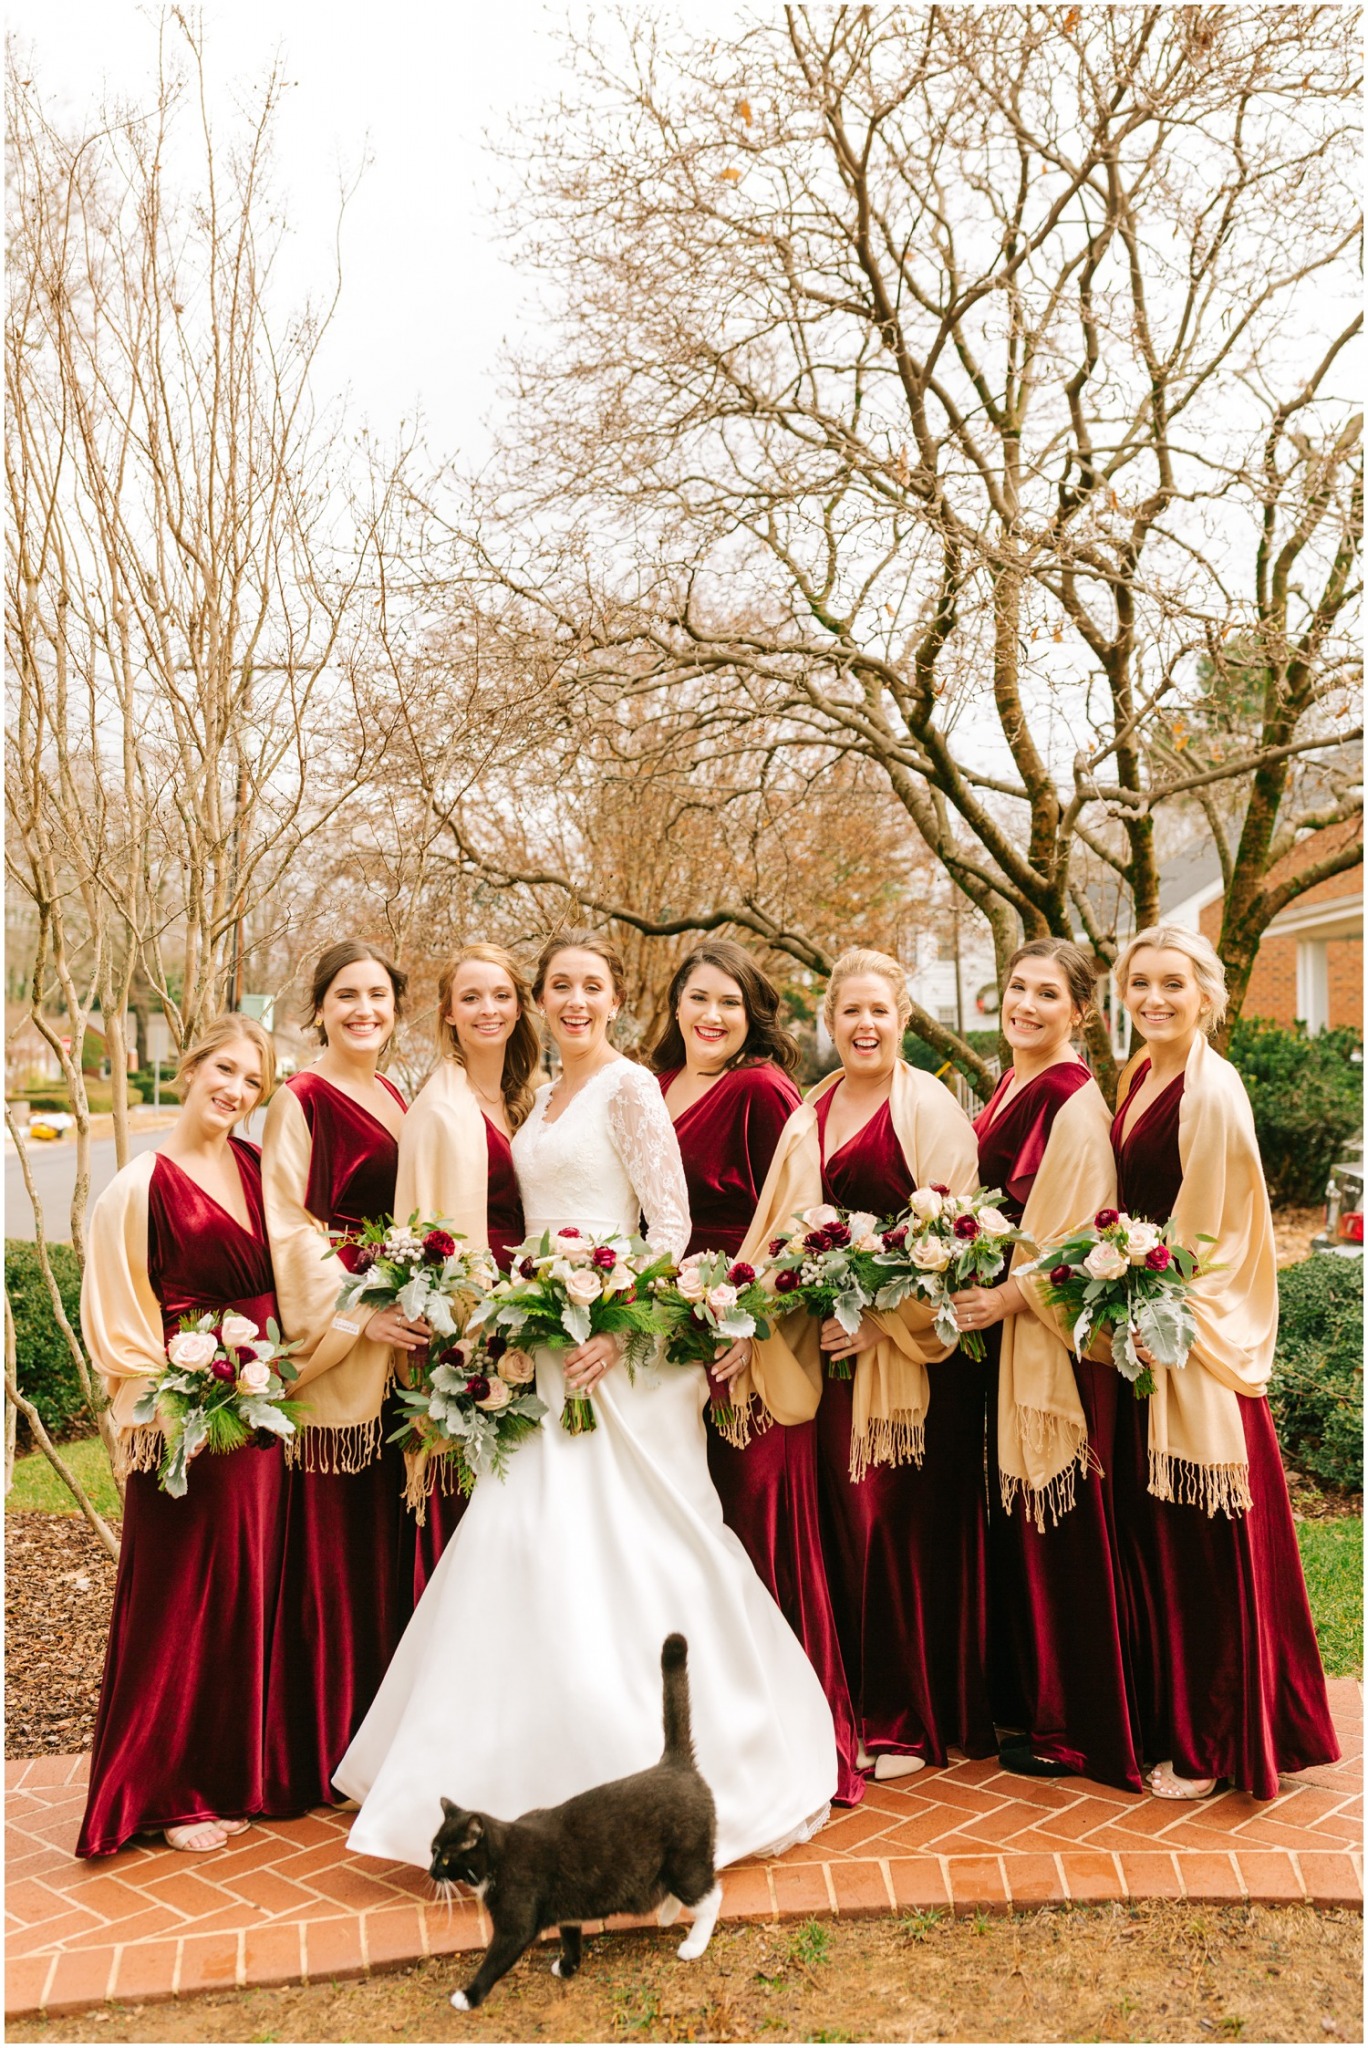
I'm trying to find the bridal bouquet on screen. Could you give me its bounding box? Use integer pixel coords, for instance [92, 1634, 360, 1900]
[390, 1330, 547, 1512]
[131, 1313, 302, 1497]
[1031, 1207, 1211, 1398]
[469, 1228, 674, 1434]
[870, 1186, 1024, 1360]
[759, 1205, 893, 1378]
[654, 1251, 774, 1427]
[332, 1215, 499, 1342]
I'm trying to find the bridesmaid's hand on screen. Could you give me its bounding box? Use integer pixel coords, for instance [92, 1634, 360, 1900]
[365, 1306, 430, 1353]
[821, 1313, 882, 1361]
[563, 1332, 622, 1390]
[949, 1280, 1024, 1333]
[711, 1337, 753, 1384]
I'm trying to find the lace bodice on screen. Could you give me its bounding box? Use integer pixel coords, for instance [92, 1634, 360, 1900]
[511, 1059, 690, 1260]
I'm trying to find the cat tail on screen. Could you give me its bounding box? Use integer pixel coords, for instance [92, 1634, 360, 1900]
[660, 1634, 695, 1765]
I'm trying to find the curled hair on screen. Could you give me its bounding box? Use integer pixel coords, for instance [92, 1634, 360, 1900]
[1002, 938, 1098, 1024]
[649, 941, 801, 1077]
[435, 943, 541, 1130]
[822, 947, 913, 1038]
[532, 930, 628, 1008]
[1116, 924, 1228, 1033]
[173, 1015, 276, 1109]
[308, 940, 407, 1047]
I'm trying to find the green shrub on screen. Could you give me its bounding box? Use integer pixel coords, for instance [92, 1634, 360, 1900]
[903, 1026, 1001, 1097]
[1227, 1018, 1362, 1205]
[1272, 1256, 1363, 1491]
[4, 1239, 96, 1442]
[17, 1082, 142, 1115]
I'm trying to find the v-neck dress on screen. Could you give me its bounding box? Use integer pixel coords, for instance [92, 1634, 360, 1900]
[974, 1065, 1144, 1791]
[813, 1085, 995, 1767]
[1110, 1060, 1339, 1797]
[77, 1139, 295, 1855]
[263, 1071, 415, 1810]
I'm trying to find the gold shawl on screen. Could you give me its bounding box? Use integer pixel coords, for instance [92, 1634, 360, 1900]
[80, 1151, 168, 1476]
[1115, 1032, 1275, 1517]
[260, 1084, 394, 1471]
[732, 1060, 979, 1478]
[996, 1075, 1115, 1529]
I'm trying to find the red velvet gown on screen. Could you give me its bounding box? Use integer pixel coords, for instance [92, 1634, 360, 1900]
[1111, 1061, 1340, 1797]
[262, 1073, 414, 1809]
[660, 1064, 864, 1807]
[78, 1140, 293, 1856]
[412, 1117, 525, 1598]
[976, 1065, 1144, 1790]
[814, 1088, 995, 1765]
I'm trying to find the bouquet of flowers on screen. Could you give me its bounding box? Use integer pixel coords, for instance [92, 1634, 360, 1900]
[654, 1251, 774, 1427]
[1031, 1207, 1211, 1398]
[469, 1228, 675, 1434]
[131, 1313, 302, 1497]
[760, 1205, 893, 1378]
[333, 1215, 499, 1343]
[390, 1329, 547, 1510]
[870, 1185, 1023, 1359]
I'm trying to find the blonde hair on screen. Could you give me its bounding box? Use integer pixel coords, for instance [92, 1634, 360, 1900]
[822, 947, 913, 1037]
[173, 1016, 276, 1106]
[435, 943, 541, 1131]
[1116, 924, 1228, 1032]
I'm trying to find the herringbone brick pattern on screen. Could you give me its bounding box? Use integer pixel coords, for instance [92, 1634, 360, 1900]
[7, 1678, 1360, 2020]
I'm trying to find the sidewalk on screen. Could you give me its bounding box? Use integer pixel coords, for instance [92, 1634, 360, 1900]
[6, 1680, 1360, 2021]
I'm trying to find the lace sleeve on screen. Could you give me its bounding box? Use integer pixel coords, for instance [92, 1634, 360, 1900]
[605, 1062, 691, 1261]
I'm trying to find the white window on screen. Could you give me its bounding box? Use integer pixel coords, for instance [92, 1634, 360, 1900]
[1296, 939, 1330, 1034]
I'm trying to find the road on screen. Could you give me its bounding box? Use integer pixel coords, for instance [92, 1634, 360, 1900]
[6, 1115, 267, 1241]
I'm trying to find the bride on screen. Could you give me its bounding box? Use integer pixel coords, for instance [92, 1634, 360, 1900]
[335, 933, 837, 1871]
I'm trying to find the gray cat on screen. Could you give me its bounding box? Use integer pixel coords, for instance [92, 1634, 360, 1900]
[431, 1634, 722, 2010]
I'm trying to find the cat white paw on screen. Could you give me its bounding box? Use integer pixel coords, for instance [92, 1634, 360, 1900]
[656, 1894, 682, 1927]
[551, 1958, 564, 1978]
[677, 1933, 707, 1961]
[450, 1989, 471, 2010]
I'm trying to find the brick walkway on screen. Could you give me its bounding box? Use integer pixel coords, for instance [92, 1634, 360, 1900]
[7, 1678, 1360, 2021]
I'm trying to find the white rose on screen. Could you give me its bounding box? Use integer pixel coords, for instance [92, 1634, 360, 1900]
[679, 1251, 707, 1271]
[676, 1265, 707, 1303]
[475, 1375, 512, 1411]
[249, 1338, 279, 1362]
[600, 1264, 635, 1295]
[564, 1268, 602, 1308]
[1124, 1221, 1161, 1264]
[907, 1188, 944, 1222]
[1084, 1241, 1129, 1283]
[499, 1348, 535, 1385]
[802, 1204, 842, 1229]
[220, 1313, 259, 1350]
[237, 1359, 271, 1397]
[855, 1233, 884, 1254]
[910, 1238, 951, 1273]
[168, 1330, 219, 1371]
[847, 1212, 880, 1243]
[549, 1257, 575, 1285]
[977, 1209, 1013, 1239]
[554, 1230, 589, 1260]
[705, 1283, 739, 1314]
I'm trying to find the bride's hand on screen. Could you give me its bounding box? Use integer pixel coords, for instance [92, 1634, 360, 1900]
[562, 1332, 622, 1391]
[711, 1337, 753, 1384]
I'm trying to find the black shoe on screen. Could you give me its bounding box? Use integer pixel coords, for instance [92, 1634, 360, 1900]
[998, 1744, 1081, 1779]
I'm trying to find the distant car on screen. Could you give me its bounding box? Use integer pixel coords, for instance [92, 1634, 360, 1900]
[1311, 1138, 1364, 1256]
[27, 1112, 74, 1141]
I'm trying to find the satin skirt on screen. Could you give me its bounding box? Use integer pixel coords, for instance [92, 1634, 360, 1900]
[262, 1425, 414, 1811]
[1113, 1391, 1340, 1798]
[705, 1395, 864, 1805]
[336, 1346, 837, 1870]
[814, 1355, 995, 1764]
[77, 1444, 289, 1857]
[411, 1484, 467, 1602]
[987, 1345, 1145, 1791]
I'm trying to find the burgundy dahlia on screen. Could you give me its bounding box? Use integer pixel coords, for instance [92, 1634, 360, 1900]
[952, 1214, 980, 1240]
[882, 1225, 908, 1250]
[803, 1229, 828, 1253]
[1049, 1264, 1074, 1287]
[209, 1356, 237, 1383]
[591, 1246, 618, 1270]
[727, 1261, 756, 1286]
[1094, 1207, 1120, 1230]
[484, 1333, 508, 1360]
[774, 1267, 801, 1294]
[437, 1344, 466, 1368]
[769, 1237, 787, 1257]
[824, 1221, 852, 1248]
[1145, 1244, 1172, 1272]
[463, 1375, 490, 1404]
[518, 1257, 537, 1278]
[929, 1183, 950, 1197]
[558, 1226, 582, 1239]
[423, 1228, 457, 1264]
[352, 1245, 377, 1273]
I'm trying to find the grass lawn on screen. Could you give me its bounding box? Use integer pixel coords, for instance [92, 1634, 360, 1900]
[8, 1436, 121, 1520]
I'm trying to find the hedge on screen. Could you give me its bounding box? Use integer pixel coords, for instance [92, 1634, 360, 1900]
[1270, 1255, 1363, 1493]
[5, 1240, 95, 1442]
[1227, 1018, 1362, 1206]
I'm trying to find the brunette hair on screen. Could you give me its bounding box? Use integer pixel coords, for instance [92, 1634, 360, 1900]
[822, 946, 913, 1037]
[531, 931, 628, 1008]
[1001, 938, 1098, 1024]
[435, 943, 541, 1130]
[1116, 924, 1228, 1032]
[173, 1015, 276, 1107]
[307, 939, 407, 1047]
[649, 942, 801, 1077]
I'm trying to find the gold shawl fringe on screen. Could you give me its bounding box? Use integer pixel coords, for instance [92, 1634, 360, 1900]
[1148, 1447, 1252, 1519]
[850, 1411, 925, 1482]
[285, 1414, 387, 1474]
[709, 1389, 776, 1451]
[999, 1411, 1099, 1529]
[117, 1424, 166, 1478]
[402, 1439, 469, 1520]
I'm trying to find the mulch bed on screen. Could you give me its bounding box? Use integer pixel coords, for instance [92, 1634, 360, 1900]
[5, 1512, 119, 1759]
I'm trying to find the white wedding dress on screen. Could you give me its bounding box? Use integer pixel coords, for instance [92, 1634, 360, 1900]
[336, 1057, 836, 1870]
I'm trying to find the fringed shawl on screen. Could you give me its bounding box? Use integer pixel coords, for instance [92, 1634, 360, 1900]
[80, 1151, 167, 1476]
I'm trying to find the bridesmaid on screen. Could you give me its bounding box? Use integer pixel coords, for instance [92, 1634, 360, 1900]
[78, 1017, 291, 1855]
[397, 943, 536, 1596]
[740, 947, 992, 1774]
[1110, 924, 1339, 1800]
[651, 941, 863, 1806]
[261, 940, 418, 1807]
[948, 940, 1144, 1791]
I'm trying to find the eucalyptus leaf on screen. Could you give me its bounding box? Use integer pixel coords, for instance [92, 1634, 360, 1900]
[238, 1399, 295, 1439]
